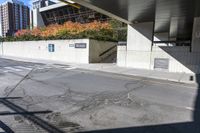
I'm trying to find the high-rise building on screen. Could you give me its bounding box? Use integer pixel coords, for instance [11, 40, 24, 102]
[0, 0, 30, 37]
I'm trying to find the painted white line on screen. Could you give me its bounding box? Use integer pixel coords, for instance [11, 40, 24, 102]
[37, 67, 45, 70]
[36, 65, 53, 70]
[64, 67, 77, 70]
[185, 107, 194, 111]
[45, 66, 54, 69]
[14, 66, 32, 70]
[27, 65, 35, 68]
[174, 105, 194, 111]
[3, 67, 23, 72]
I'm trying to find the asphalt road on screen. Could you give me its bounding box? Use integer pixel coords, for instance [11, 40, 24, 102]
[0, 58, 199, 133]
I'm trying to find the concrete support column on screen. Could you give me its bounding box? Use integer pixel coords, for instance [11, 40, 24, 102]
[192, 17, 200, 52]
[32, 8, 45, 28]
[127, 22, 154, 51]
[125, 22, 154, 69]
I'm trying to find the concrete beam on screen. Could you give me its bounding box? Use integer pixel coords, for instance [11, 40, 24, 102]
[192, 17, 200, 52]
[32, 8, 45, 28]
[39, 2, 67, 12]
[72, 0, 131, 24]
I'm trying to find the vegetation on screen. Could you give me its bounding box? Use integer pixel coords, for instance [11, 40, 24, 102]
[0, 20, 127, 42]
[108, 19, 127, 41]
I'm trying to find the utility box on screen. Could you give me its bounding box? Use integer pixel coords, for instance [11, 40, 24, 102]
[154, 58, 169, 70]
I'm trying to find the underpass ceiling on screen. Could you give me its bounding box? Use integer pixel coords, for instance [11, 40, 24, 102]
[73, 0, 200, 40]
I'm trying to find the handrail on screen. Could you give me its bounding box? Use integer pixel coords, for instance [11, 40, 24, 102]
[99, 45, 116, 57]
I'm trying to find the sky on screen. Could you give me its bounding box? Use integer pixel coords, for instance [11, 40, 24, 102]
[0, 0, 59, 7]
[0, 0, 31, 6]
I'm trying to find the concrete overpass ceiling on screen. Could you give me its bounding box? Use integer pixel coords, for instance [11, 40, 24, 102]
[195, 0, 200, 17]
[74, 0, 155, 23]
[155, 0, 195, 40]
[73, 0, 200, 40]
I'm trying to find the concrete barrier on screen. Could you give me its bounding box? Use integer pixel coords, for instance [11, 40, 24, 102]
[0, 39, 117, 64]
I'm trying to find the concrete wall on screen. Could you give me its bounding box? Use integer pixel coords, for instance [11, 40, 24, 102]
[117, 45, 127, 66]
[117, 24, 200, 74]
[0, 39, 117, 64]
[151, 46, 199, 74]
[89, 40, 116, 63]
[1, 39, 89, 64]
[126, 23, 154, 69]
[117, 45, 200, 74]
[127, 23, 153, 51]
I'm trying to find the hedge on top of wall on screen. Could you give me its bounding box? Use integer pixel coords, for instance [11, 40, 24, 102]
[0, 21, 127, 42]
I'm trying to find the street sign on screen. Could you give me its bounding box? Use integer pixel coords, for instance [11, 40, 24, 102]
[75, 43, 87, 48]
[48, 44, 55, 52]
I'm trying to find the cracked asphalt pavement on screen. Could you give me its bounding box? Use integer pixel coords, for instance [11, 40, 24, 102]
[0, 58, 199, 133]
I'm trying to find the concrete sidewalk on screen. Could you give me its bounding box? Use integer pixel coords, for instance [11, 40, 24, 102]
[0, 56, 197, 84]
[71, 63, 196, 84]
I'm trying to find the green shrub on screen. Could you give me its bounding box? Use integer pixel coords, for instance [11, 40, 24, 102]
[2, 23, 127, 42]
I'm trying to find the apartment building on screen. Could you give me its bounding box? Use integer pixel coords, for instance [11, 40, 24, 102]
[0, 0, 30, 37]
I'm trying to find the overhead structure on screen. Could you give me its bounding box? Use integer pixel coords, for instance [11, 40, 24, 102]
[31, 0, 109, 27]
[72, 0, 200, 42]
[72, 0, 200, 74]
[58, 0, 80, 9]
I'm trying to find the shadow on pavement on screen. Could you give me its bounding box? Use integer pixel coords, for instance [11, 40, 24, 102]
[0, 120, 14, 133]
[0, 98, 65, 133]
[0, 58, 199, 133]
[79, 74, 200, 133]
[0, 58, 44, 67]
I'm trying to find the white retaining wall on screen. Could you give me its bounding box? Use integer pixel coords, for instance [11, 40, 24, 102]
[117, 45, 200, 74]
[0, 39, 116, 64]
[117, 45, 127, 67]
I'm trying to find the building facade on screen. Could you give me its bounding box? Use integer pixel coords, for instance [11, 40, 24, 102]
[32, 0, 55, 9]
[0, 0, 30, 37]
[32, 0, 109, 27]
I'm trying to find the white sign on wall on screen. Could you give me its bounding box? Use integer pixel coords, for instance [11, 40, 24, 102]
[75, 43, 87, 48]
[69, 44, 75, 47]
